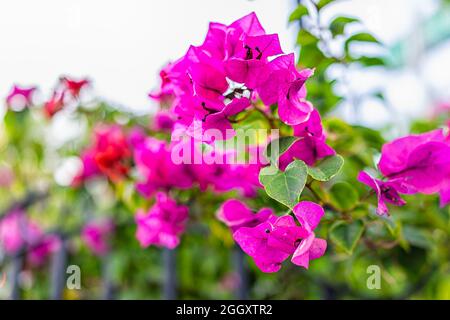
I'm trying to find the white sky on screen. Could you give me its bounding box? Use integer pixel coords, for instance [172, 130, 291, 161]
[0, 0, 449, 130]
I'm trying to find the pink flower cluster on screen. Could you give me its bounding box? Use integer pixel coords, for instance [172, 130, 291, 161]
[218, 200, 327, 273]
[280, 109, 335, 168]
[359, 128, 450, 215]
[0, 210, 59, 265]
[134, 12, 335, 252]
[135, 192, 189, 249]
[133, 136, 263, 199]
[150, 12, 316, 142]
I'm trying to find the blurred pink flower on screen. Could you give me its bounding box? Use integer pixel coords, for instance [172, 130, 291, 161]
[0, 166, 14, 188]
[152, 110, 176, 132]
[135, 192, 189, 249]
[134, 137, 193, 197]
[43, 90, 65, 118]
[5, 85, 36, 109]
[60, 76, 90, 99]
[0, 210, 58, 265]
[81, 219, 114, 256]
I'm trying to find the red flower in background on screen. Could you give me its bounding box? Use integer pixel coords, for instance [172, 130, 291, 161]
[91, 124, 132, 182]
[72, 124, 132, 185]
[60, 76, 90, 99]
[43, 90, 65, 118]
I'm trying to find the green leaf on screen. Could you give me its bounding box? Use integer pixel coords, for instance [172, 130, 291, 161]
[329, 182, 358, 211]
[330, 220, 365, 254]
[289, 5, 309, 22]
[265, 136, 298, 168]
[402, 226, 433, 249]
[259, 160, 308, 209]
[329, 16, 359, 37]
[354, 55, 386, 67]
[345, 32, 380, 53]
[297, 29, 318, 47]
[307, 155, 344, 181]
[316, 0, 334, 10]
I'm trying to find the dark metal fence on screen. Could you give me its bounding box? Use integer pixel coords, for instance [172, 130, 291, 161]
[0, 193, 249, 300]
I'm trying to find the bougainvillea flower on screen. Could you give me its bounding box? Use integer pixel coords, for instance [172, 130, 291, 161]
[6, 85, 36, 109]
[0, 210, 28, 253]
[172, 94, 250, 142]
[91, 124, 132, 182]
[71, 149, 101, 186]
[378, 129, 450, 194]
[28, 234, 60, 266]
[258, 53, 314, 125]
[357, 171, 412, 215]
[279, 109, 335, 168]
[61, 76, 90, 98]
[134, 137, 193, 197]
[266, 215, 307, 254]
[199, 12, 266, 61]
[0, 210, 58, 265]
[185, 46, 228, 101]
[152, 110, 177, 132]
[217, 199, 274, 232]
[233, 215, 295, 273]
[135, 192, 189, 249]
[81, 219, 114, 256]
[234, 211, 326, 272]
[279, 136, 335, 169]
[229, 12, 265, 36]
[185, 146, 263, 197]
[225, 34, 283, 88]
[291, 233, 327, 269]
[291, 201, 327, 269]
[43, 90, 66, 118]
[439, 179, 450, 207]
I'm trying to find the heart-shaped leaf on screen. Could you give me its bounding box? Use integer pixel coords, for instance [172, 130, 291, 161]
[259, 160, 308, 209]
[265, 136, 298, 168]
[307, 155, 344, 181]
[330, 220, 365, 254]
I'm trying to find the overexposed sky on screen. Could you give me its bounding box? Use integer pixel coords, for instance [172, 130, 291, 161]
[0, 0, 297, 111]
[0, 0, 449, 129]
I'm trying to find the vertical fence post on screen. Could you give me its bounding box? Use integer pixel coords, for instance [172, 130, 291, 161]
[9, 252, 23, 300]
[163, 248, 177, 300]
[101, 254, 115, 300]
[50, 234, 67, 300]
[233, 246, 249, 300]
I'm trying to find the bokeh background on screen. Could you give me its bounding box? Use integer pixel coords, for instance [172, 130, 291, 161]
[1, 0, 449, 124]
